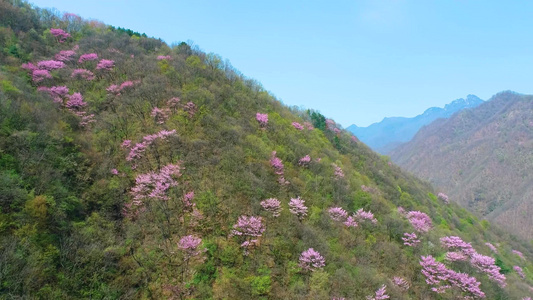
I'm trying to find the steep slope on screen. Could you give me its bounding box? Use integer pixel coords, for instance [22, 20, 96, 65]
[347, 95, 483, 154]
[0, 2, 532, 299]
[391, 91, 533, 241]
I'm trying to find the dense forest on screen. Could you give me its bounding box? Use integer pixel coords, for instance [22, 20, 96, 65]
[0, 1, 531, 298]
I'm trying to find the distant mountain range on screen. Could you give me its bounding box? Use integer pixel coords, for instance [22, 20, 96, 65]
[347, 95, 484, 154]
[390, 91, 533, 241]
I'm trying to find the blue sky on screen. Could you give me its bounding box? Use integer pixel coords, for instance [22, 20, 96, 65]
[30, 0, 533, 127]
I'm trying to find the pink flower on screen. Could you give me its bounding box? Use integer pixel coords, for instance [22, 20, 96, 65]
[111, 169, 119, 175]
[366, 284, 389, 300]
[71, 69, 95, 81]
[392, 277, 410, 291]
[289, 197, 308, 220]
[157, 55, 172, 60]
[151, 107, 170, 124]
[514, 266, 526, 279]
[37, 60, 66, 70]
[328, 207, 348, 222]
[437, 192, 449, 204]
[50, 28, 70, 42]
[402, 232, 420, 247]
[298, 155, 311, 166]
[32, 69, 52, 83]
[292, 122, 304, 130]
[260, 198, 282, 217]
[231, 215, 265, 237]
[406, 211, 432, 233]
[178, 235, 205, 258]
[332, 163, 344, 179]
[299, 248, 325, 271]
[354, 208, 377, 224]
[183, 191, 195, 208]
[78, 53, 98, 63]
[96, 59, 115, 70]
[343, 216, 358, 228]
[256, 113, 268, 127]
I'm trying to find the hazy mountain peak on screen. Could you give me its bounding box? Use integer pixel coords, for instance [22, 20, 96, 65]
[348, 95, 484, 153]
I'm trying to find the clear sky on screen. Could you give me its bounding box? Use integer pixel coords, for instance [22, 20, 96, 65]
[30, 0, 533, 127]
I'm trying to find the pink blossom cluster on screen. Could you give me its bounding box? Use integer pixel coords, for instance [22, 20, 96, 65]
[354, 208, 377, 224]
[107, 80, 139, 95]
[351, 135, 358, 143]
[270, 151, 289, 185]
[485, 242, 498, 253]
[513, 266, 525, 279]
[71, 69, 95, 80]
[111, 168, 119, 175]
[445, 251, 468, 262]
[440, 236, 506, 287]
[157, 55, 172, 60]
[183, 191, 195, 208]
[240, 239, 260, 256]
[298, 155, 311, 166]
[326, 119, 335, 130]
[440, 236, 476, 256]
[366, 284, 389, 300]
[303, 122, 314, 130]
[512, 250, 525, 260]
[255, 113, 268, 128]
[55, 50, 76, 61]
[96, 59, 115, 70]
[125, 129, 176, 161]
[50, 28, 71, 42]
[32, 69, 52, 83]
[420, 255, 485, 298]
[21, 62, 36, 71]
[392, 277, 410, 291]
[260, 198, 282, 217]
[65, 92, 87, 110]
[78, 53, 98, 63]
[406, 211, 432, 233]
[289, 197, 308, 220]
[231, 215, 265, 237]
[130, 163, 182, 203]
[38, 86, 69, 104]
[178, 235, 205, 258]
[470, 253, 506, 287]
[37, 60, 66, 70]
[402, 232, 420, 247]
[184, 101, 197, 118]
[167, 97, 181, 110]
[343, 216, 358, 228]
[332, 163, 344, 179]
[328, 207, 348, 221]
[292, 122, 304, 130]
[361, 185, 376, 194]
[333, 128, 341, 134]
[150, 107, 170, 124]
[299, 248, 325, 271]
[437, 192, 449, 204]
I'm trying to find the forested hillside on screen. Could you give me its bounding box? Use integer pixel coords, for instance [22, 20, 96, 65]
[0, 1, 532, 299]
[391, 91, 533, 242]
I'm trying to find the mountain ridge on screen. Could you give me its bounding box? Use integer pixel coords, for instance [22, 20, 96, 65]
[347, 95, 484, 153]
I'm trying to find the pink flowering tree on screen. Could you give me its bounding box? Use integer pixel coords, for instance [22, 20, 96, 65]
[303, 122, 314, 130]
[183, 191, 195, 209]
[366, 285, 389, 300]
[514, 266, 526, 279]
[37, 60, 66, 70]
[260, 198, 282, 217]
[38, 86, 69, 104]
[32, 69, 52, 83]
[470, 253, 506, 287]
[55, 50, 76, 61]
[512, 250, 525, 260]
[298, 155, 311, 167]
[71, 69, 95, 81]
[437, 192, 449, 204]
[289, 197, 308, 221]
[406, 211, 432, 233]
[419, 255, 485, 298]
[129, 163, 182, 204]
[78, 53, 98, 63]
[343, 216, 358, 228]
[151, 107, 170, 124]
[183, 101, 197, 118]
[332, 163, 344, 179]
[402, 232, 420, 247]
[255, 113, 268, 128]
[270, 151, 289, 185]
[157, 55, 172, 60]
[328, 207, 348, 222]
[392, 277, 410, 292]
[96, 59, 115, 70]
[299, 248, 325, 272]
[178, 235, 205, 259]
[231, 215, 265, 255]
[126, 129, 176, 162]
[485, 242, 498, 253]
[354, 208, 377, 224]
[292, 122, 304, 130]
[50, 28, 71, 43]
